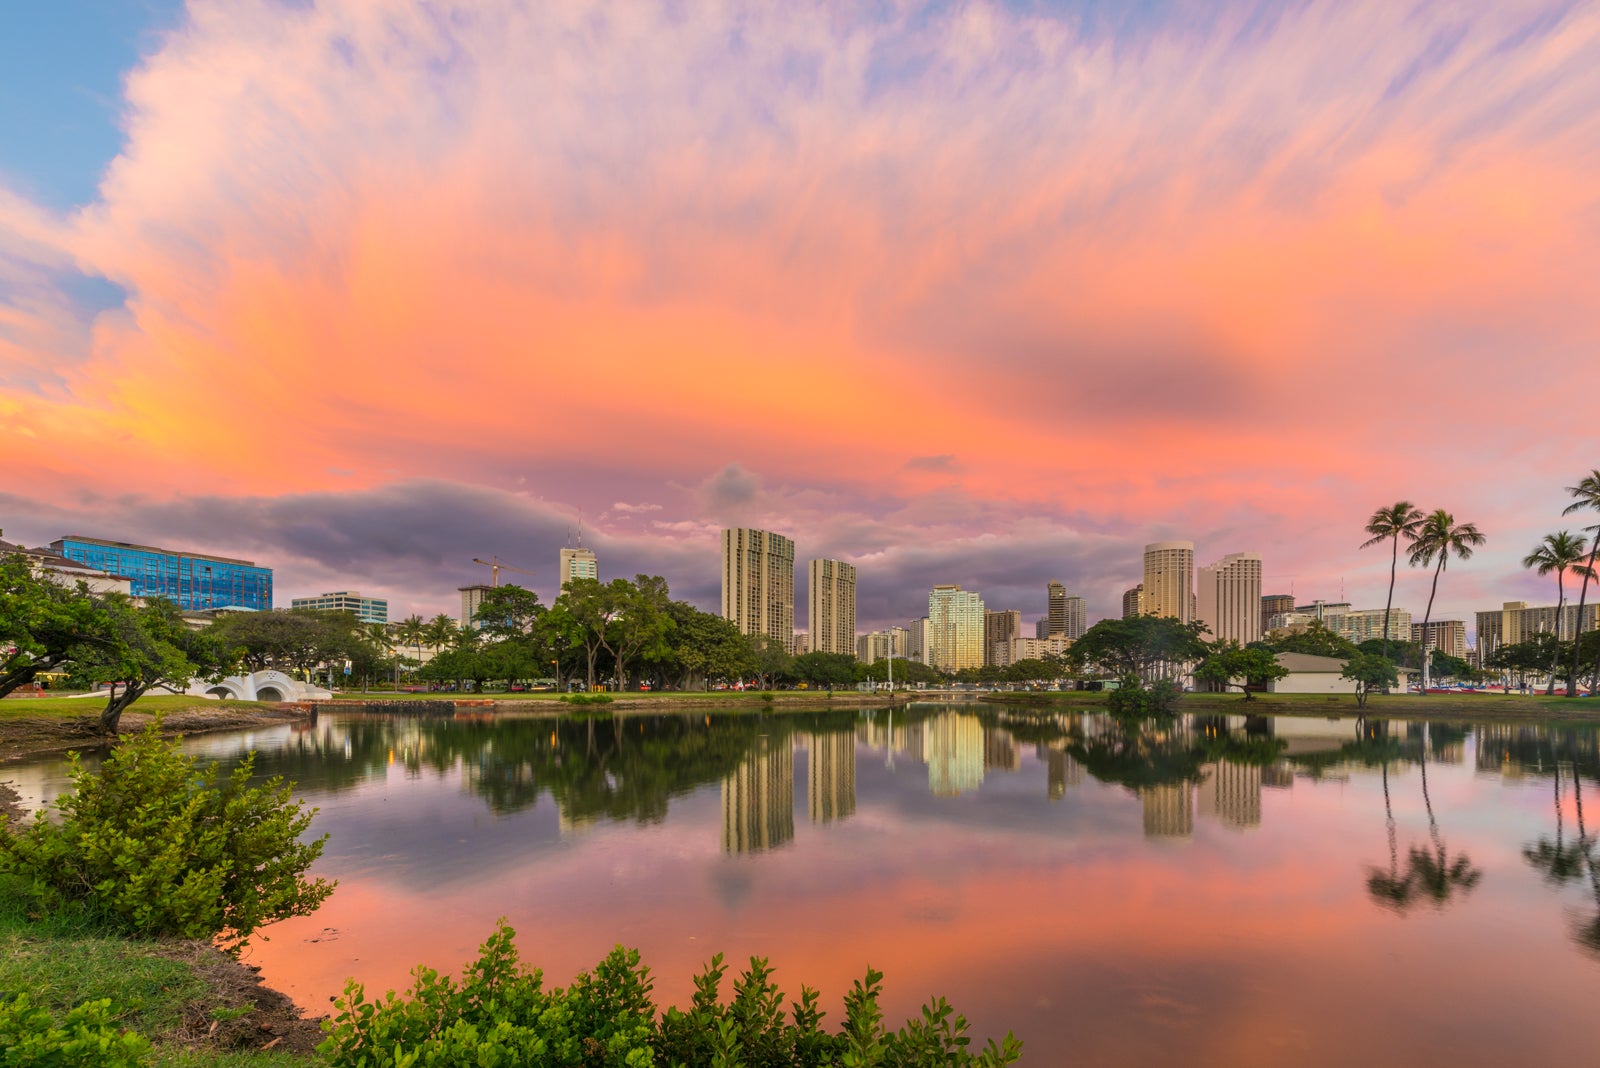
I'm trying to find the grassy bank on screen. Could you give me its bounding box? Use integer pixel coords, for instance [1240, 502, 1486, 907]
[0, 695, 275, 721]
[981, 688, 1599, 722]
[0, 879, 323, 1066]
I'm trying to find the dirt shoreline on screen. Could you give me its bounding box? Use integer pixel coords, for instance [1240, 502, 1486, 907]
[0, 704, 318, 764]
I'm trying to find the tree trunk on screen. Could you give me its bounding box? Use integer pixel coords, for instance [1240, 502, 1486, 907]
[0, 657, 62, 699]
[1419, 559, 1444, 695]
[99, 682, 144, 735]
[1546, 573, 1566, 695]
[1382, 535, 1400, 665]
[1569, 535, 1599, 697]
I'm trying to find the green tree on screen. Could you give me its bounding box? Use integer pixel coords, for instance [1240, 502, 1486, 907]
[607, 575, 675, 691]
[1356, 637, 1422, 670]
[1562, 470, 1600, 697]
[1408, 510, 1487, 694]
[0, 554, 114, 697]
[1067, 616, 1208, 683]
[792, 651, 859, 688]
[423, 613, 458, 653]
[1360, 501, 1424, 663]
[555, 578, 619, 690]
[748, 635, 793, 689]
[1523, 531, 1593, 694]
[657, 601, 755, 690]
[1263, 619, 1358, 660]
[1194, 643, 1287, 700]
[74, 596, 235, 734]
[1341, 653, 1398, 708]
[472, 584, 545, 639]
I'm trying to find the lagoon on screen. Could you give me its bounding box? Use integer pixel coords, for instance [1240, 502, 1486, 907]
[7, 704, 1599, 1065]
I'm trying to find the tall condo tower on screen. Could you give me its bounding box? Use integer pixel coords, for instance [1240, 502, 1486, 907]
[1064, 595, 1087, 639]
[1196, 552, 1263, 645]
[984, 609, 1023, 665]
[1122, 584, 1145, 618]
[721, 528, 796, 651]
[1047, 581, 1067, 636]
[1142, 542, 1195, 623]
[807, 558, 857, 656]
[928, 585, 985, 672]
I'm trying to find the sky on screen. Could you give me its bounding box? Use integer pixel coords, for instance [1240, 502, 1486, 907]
[1, 0, 1597, 634]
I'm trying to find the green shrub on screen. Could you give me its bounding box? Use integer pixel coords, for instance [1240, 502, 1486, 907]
[1106, 676, 1182, 718]
[321, 922, 1023, 1068]
[0, 723, 333, 951]
[559, 693, 615, 706]
[0, 995, 150, 1067]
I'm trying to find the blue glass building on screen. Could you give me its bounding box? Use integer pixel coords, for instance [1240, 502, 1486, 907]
[51, 536, 273, 611]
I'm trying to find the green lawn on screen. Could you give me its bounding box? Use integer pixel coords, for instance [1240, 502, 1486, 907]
[0, 883, 318, 1066]
[0, 695, 273, 720]
[982, 688, 1596, 720]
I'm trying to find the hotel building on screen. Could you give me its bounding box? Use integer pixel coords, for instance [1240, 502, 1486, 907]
[721, 528, 796, 651]
[984, 609, 1023, 665]
[1196, 552, 1263, 645]
[1122, 584, 1145, 619]
[1413, 620, 1468, 660]
[1143, 542, 1195, 622]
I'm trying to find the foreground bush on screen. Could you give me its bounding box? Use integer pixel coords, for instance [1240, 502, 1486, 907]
[321, 923, 1023, 1067]
[0, 723, 333, 951]
[0, 995, 150, 1067]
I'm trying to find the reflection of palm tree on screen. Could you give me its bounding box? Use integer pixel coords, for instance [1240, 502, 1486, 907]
[1366, 725, 1482, 913]
[1521, 762, 1600, 958]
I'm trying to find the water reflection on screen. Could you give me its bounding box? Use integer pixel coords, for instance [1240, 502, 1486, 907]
[8, 704, 1600, 1065]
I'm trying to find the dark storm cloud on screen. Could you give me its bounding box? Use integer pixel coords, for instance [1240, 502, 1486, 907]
[702, 463, 761, 510]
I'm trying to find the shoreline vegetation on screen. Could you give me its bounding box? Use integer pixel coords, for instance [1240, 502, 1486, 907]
[4, 686, 1598, 762]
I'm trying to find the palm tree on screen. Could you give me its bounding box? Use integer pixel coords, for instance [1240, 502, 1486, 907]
[1361, 501, 1425, 665]
[424, 613, 457, 651]
[1408, 511, 1486, 695]
[396, 615, 426, 680]
[1522, 531, 1594, 694]
[1563, 471, 1600, 697]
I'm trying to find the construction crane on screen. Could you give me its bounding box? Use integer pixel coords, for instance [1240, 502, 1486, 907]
[471, 556, 535, 587]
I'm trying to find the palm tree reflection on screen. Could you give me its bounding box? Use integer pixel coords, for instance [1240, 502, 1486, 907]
[1521, 763, 1600, 958]
[1366, 722, 1482, 913]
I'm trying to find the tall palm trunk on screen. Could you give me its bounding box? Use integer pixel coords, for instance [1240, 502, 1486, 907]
[1547, 571, 1567, 696]
[1419, 557, 1445, 695]
[1382, 534, 1401, 664]
[1570, 533, 1599, 697]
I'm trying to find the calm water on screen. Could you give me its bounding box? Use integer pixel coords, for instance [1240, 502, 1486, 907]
[8, 704, 1600, 1065]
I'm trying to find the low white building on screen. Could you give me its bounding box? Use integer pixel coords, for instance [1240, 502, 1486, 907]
[1268, 652, 1359, 694]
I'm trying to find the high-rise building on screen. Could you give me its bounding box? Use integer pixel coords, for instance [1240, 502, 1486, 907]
[1477, 601, 1600, 660]
[290, 591, 389, 624]
[1063, 596, 1087, 639]
[559, 546, 598, 589]
[1046, 581, 1067, 636]
[906, 617, 931, 664]
[1143, 542, 1195, 622]
[984, 609, 1023, 665]
[1035, 617, 1050, 638]
[990, 635, 1073, 667]
[1196, 552, 1263, 645]
[721, 734, 794, 853]
[855, 626, 908, 664]
[1261, 594, 1296, 622]
[928, 585, 985, 671]
[807, 558, 857, 657]
[459, 584, 493, 628]
[1413, 620, 1468, 660]
[51, 536, 272, 611]
[1335, 607, 1412, 645]
[721, 528, 796, 651]
[1122, 584, 1145, 619]
[806, 729, 856, 824]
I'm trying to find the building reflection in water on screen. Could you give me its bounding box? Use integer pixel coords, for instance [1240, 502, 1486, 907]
[1198, 760, 1263, 829]
[722, 733, 795, 853]
[1141, 782, 1195, 838]
[806, 729, 857, 824]
[924, 713, 985, 797]
[1041, 741, 1083, 801]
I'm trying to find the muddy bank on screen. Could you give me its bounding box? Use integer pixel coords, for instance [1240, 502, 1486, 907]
[0, 704, 316, 763]
[151, 939, 327, 1057]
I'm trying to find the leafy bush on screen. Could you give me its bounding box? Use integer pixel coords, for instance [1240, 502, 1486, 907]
[560, 693, 616, 706]
[1106, 676, 1182, 717]
[321, 922, 1023, 1068]
[0, 995, 150, 1067]
[0, 723, 333, 951]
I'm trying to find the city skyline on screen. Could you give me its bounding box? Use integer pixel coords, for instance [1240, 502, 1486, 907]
[1, 2, 1596, 632]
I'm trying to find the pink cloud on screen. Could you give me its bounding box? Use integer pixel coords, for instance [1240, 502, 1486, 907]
[1, 1, 1597, 624]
